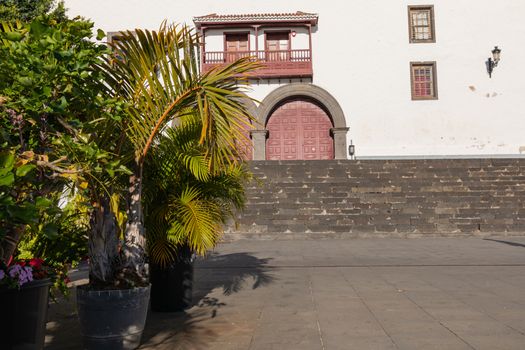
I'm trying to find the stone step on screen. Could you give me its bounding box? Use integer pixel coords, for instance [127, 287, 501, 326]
[225, 159, 525, 238]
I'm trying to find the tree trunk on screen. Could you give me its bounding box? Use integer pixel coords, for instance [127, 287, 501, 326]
[122, 164, 148, 285]
[88, 194, 119, 285]
[0, 225, 25, 264]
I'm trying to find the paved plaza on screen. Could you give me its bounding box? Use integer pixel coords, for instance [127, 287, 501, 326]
[45, 237, 525, 349]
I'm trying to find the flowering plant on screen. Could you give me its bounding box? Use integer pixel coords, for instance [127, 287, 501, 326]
[0, 258, 67, 291]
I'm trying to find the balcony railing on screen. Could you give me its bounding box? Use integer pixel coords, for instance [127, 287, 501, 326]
[202, 49, 313, 78]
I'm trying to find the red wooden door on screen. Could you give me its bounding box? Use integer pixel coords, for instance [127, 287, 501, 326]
[225, 33, 248, 62]
[266, 99, 333, 160]
[266, 32, 289, 62]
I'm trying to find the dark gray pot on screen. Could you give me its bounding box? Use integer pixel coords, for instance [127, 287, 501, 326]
[150, 245, 194, 312]
[0, 278, 51, 350]
[76, 285, 150, 350]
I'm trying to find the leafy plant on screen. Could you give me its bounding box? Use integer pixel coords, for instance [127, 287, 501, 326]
[17, 192, 89, 267]
[0, 16, 126, 283]
[0, 0, 66, 23]
[0, 149, 57, 262]
[144, 121, 251, 267]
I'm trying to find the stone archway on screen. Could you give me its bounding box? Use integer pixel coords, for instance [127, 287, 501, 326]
[252, 83, 349, 160]
[266, 98, 334, 160]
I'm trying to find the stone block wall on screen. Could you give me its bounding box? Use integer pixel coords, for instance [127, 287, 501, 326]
[225, 159, 525, 239]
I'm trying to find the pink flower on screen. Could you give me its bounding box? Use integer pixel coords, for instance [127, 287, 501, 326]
[8, 264, 33, 287]
[8, 264, 22, 278]
[23, 266, 34, 284]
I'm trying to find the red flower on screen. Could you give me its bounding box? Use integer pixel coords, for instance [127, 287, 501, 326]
[18, 261, 26, 267]
[29, 258, 44, 269]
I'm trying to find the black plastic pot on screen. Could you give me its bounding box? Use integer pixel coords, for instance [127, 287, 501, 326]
[150, 246, 194, 312]
[0, 278, 52, 350]
[76, 284, 150, 350]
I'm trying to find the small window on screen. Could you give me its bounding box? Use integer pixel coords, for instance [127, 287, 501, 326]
[107, 31, 136, 62]
[408, 5, 435, 43]
[107, 31, 138, 45]
[410, 62, 438, 100]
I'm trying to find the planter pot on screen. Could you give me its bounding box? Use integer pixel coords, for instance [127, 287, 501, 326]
[0, 278, 52, 350]
[150, 246, 194, 312]
[76, 284, 150, 350]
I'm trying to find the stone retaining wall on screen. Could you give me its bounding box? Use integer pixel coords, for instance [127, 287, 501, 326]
[225, 159, 525, 239]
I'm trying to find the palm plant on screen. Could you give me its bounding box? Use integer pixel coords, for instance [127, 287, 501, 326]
[97, 22, 259, 286]
[143, 118, 251, 268]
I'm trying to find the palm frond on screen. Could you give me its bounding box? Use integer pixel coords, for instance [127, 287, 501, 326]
[98, 23, 261, 166]
[165, 186, 223, 256]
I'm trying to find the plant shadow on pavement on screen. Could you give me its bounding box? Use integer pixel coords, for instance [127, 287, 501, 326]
[139, 252, 275, 349]
[483, 238, 525, 248]
[45, 252, 274, 349]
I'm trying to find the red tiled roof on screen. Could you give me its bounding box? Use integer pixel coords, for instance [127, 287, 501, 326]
[193, 11, 318, 25]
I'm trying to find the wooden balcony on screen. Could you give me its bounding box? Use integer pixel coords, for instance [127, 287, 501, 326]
[202, 49, 313, 78]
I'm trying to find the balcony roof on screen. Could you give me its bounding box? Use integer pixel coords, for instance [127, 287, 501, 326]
[193, 11, 318, 27]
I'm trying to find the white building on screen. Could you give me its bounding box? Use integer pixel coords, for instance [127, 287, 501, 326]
[65, 0, 525, 160]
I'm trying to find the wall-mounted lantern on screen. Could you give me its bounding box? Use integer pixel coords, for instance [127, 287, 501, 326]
[487, 46, 501, 78]
[348, 140, 356, 160]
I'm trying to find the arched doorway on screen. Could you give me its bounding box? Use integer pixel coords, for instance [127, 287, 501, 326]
[266, 98, 334, 160]
[254, 84, 349, 160]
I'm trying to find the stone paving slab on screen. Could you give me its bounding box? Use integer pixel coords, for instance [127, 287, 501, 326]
[45, 237, 525, 349]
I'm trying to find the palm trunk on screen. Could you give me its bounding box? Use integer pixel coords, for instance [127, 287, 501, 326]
[0, 225, 25, 264]
[122, 164, 148, 284]
[88, 194, 119, 285]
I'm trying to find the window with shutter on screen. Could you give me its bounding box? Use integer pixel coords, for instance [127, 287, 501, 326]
[410, 62, 438, 100]
[408, 5, 436, 43]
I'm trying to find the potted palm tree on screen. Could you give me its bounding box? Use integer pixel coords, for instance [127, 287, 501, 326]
[75, 23, 259, 349]
[143, 121, 251, 311]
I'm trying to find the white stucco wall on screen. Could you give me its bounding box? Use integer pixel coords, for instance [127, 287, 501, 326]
[64, 0, 525, 157]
